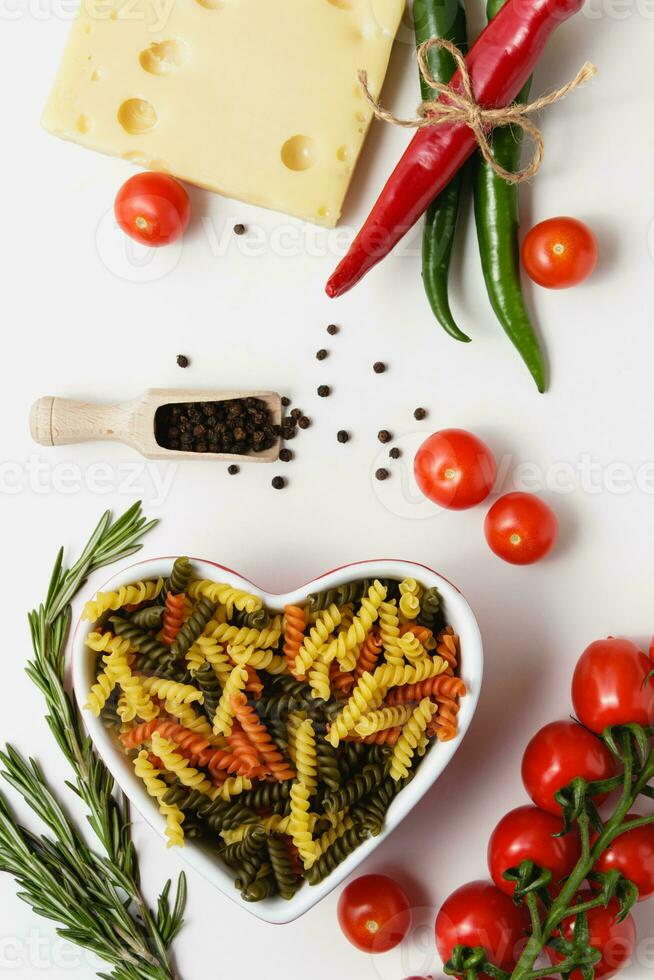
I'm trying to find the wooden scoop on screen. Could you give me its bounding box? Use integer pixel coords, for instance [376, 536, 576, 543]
[30, 389, 282, 462]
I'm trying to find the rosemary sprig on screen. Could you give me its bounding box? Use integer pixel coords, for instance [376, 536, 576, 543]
[0, 502, 186, 980]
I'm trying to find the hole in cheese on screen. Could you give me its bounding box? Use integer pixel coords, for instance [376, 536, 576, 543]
[281, 135, 318, 172]
[336, 145, 350, 162]
[140, 39, 187, 74]
[118, 99, 158, 135]
[195, 0, 225, 9]
[76, 114, 92, 134]
[328, 0, 354, 8]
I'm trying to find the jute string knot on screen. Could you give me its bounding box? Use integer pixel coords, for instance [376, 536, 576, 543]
[358, 38, 597, 184]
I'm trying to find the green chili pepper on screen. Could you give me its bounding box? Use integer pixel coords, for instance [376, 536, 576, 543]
[473, 0, 547, 392]
[414, 0, 469, 344]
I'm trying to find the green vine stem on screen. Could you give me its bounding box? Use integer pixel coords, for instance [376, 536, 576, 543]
[445, 724, 654, 980]
[0, 503, 186, 980]
[509, 729, 654, 980]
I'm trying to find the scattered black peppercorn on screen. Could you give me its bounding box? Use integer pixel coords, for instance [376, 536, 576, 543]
[337, 430, 349, 443]
[176, 354, 190, 369]
[282, 426, 296, 440]
[298, 416, 311, 429]
[279, 448, 293, 462]
[316, 349, 328, 361]
[378, 430, 392, 444]
[375, 468, 390, 481]
[317, 385, 331, 397]
[272, 476, 286, 490]
[291, 408, 302, 420]
[389, 447, 401, 459]
[233, 224, 246, 235]
[281, 396, 291, 407]
[327, 324, 339, 335]
[373, 362, 386, 374]
[414, 407, 427, 420]
[228, 465, 239, 475]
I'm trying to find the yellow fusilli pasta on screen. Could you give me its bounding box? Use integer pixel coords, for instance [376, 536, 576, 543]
[378, 600, 404, 666]
[327, 671, 387, 747]
[151, 732, 216, 796]
[188, 580, 263, 616]
[295, 718, 318, 792]
[389, 698, 438, 781]
[355, 703, 415, 737]
[326, 581, 388, 671]
[133, 750, 185, 848]
[294, 604, 342, 678]
[228, 645, 287, 674]
[213, 664, 248, 736]
[82, 579, 164, 621]
[288, 780, 317, 869]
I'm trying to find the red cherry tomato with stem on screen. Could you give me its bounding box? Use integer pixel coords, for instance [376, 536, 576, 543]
[435, 880, 529, 977]
[521, 721, 618, 816]
[414, 429, 497, 510]
[485, 492, 558, 565]
[337, 875, 411, 953]
[572, 637, 654, 733]
[594, 814, 654, 900]
[488, 805, 581, 896]
[115, 172, 191, 247]
[522, 217, 597, 289]
[547, 894, 636, 980]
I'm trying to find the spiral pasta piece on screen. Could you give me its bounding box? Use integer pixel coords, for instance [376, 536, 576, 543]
[288, 780, 317, 869]
[231, 692, 296, 782]
[151, 732, 216, 796]
[294, 604, 342, 679]
[308, 649, 331, 702]
[86, 630, 134, 658]
[188, 580, 263, 616]
[98, 640, 158, 722]
[133, 750, 185, 847]
[325, 582, 387, 671]
[400, 622, 436, 651]
[329, 662, 355, 697]
[314, 813, 354, 859]
[418, 586, 442, 628]
[389, 698, 437, 781]
[386, 674, 467, 706]
[327, 671, 386, 747]
[378, 600, 404, 667]
[217, 776, 253, 800]
[283, 605, 307, 677]
[141, 677, 203, 709]
[227, 720, 266, 776]
[294, 718, 318, 792]
[397, 631, 428, 665]
[82, 579, 164, 622]
[162, 592, 186, 646]
[373, 657, 448, 691]
[428, 695, 461, 741]
[161, 699, 225, 746]
[267, 834, 300, 901]
[286, 710, 307, 766]
[355, 704, 414, 737]
[435, 627, 460, 668]
[355, 628, 384, 682]
[170, 597, 216, 659]
[228, 645, 286, 674]
[399, 593, 420, 622]
[210, 622, 282, 650]
[213, 664, 248, 737]
[121, 719, 209, 762]
[85, 670, 116, 716]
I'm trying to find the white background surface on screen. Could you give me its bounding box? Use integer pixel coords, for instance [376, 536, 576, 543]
[1, 0, 654, 977]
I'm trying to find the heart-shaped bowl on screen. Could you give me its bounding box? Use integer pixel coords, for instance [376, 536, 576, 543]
[72, 557, 483, 924]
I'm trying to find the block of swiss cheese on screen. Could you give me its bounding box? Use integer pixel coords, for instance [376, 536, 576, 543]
[43, 0, 406, 227]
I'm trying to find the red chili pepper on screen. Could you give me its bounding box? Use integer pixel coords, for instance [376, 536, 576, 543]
[326, 0, 585, 298]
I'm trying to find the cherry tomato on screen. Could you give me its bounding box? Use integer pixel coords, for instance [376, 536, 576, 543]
[484, 493, 558, 565]
[593, 814, 654, 900]
[115, 172, 191, 247]
[547, 894, 636, 980]
[435, 880, 529, 976]
[572, 637, 654, 734]
[521, 721, 618, 816]
[488, 805, 581, 897]
[414, 429, 497, 510]
[337, 874, 411, 953]
[522, 217, 597, 289]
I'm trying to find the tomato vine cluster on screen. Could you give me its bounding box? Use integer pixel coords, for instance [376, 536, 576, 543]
[434, 636, 654, 980]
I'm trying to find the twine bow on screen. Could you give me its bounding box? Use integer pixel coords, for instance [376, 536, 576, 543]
[358, 38, 597, 184]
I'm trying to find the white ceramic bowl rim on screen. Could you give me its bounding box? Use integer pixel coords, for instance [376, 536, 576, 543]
[72, 557, 484, 925]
